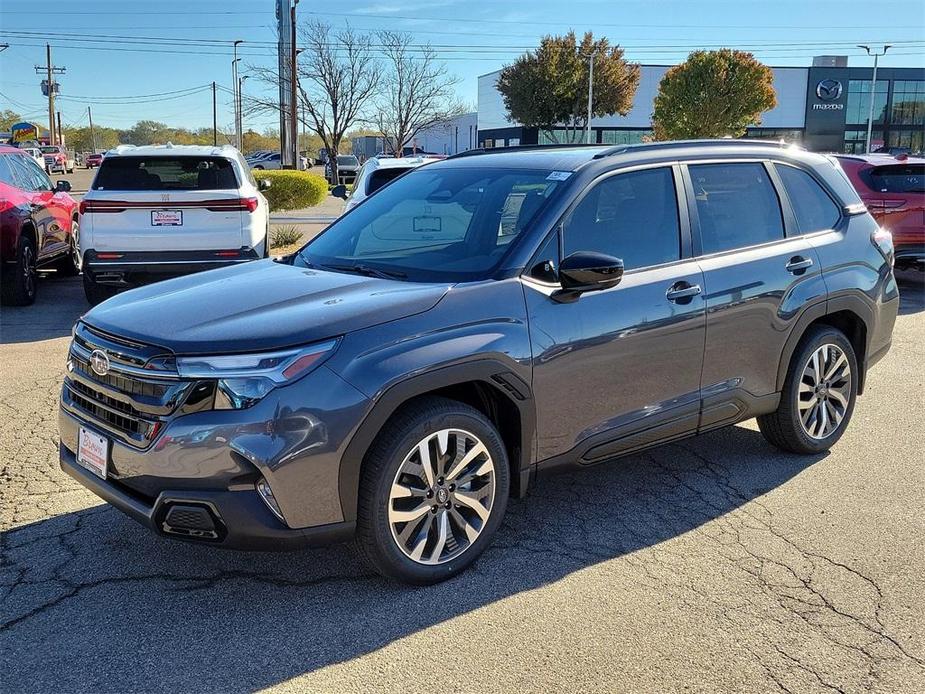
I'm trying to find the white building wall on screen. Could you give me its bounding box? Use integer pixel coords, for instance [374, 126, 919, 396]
[478, 65, 809, 131]
[413, 112, 478, 154]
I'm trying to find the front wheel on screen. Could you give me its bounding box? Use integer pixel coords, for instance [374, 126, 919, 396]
[758, 326, 858, 454]
[357, 397, 510, 584]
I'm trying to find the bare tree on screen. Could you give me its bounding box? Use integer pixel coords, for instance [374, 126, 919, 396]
[374, 31, 464, 156]
[248, 20, 379, 182]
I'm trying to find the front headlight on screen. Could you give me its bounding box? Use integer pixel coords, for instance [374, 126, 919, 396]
[177, 339, 338, 409]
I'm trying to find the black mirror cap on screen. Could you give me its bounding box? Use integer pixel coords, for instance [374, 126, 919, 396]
[55, 180, 72, 192]
[258, 178, 272, 191]
[558, 251, 624, 294]
[331, 184, 348, 199]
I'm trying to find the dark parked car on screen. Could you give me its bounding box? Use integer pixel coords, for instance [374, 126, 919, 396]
[85, 152, 104, 169]
[835, 153, 924, 271]
[59, 140, 899, 583]
[0, 145, 80, 305]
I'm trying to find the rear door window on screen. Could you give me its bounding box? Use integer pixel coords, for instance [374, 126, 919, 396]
[863, 163, 925, 193]
[368, 167, 412, 195]
[688, 162, 784, 254]
[93, 156, 239, 191]
[775, 164, 841, 233]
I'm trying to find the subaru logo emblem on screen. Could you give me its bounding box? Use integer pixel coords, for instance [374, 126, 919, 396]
[816, 79, 843, 101]
[89, 349, 110, 376]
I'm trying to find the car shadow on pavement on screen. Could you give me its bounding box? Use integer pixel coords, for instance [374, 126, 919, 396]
[896, 270, 924, 315]
[0, 274, 84, 345]
[0, 424, 826, 692]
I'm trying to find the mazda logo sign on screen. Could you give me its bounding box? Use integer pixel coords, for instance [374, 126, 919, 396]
[89, 349, 111, 377]
[816, 79, 843, 101]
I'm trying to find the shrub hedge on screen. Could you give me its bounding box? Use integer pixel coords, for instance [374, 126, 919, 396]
[253, 170, 328, 211]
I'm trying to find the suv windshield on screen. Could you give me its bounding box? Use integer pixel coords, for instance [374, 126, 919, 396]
[40, 146, 61, 154]
[298, 166, 564, 282]
[93, 156, 239, 191]
[338, 156, 359, 167]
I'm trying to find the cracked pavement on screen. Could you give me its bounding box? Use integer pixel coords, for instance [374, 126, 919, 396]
[1, 271, 923, 693]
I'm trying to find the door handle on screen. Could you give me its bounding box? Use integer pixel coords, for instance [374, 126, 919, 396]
[666, 282, 702, 302]
[786, 256, 814, 274]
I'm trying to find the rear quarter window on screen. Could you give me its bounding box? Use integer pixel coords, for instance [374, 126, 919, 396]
[775, 164, 841, 233]
[93, 156, 239, 191]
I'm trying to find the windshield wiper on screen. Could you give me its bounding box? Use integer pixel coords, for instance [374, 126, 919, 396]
[317, 263, 408, 280]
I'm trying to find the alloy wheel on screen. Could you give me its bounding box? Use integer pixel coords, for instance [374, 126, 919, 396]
[22, 244, 36, 298]
[388, 428, 496, 565]
[798, 343, 852, 439]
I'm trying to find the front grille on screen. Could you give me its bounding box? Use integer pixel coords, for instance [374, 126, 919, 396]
[63, 322, 191, 448]
[71, 355, 168, 398]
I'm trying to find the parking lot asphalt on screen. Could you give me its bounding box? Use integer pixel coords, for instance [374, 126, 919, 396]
[1, 271, 923, 693]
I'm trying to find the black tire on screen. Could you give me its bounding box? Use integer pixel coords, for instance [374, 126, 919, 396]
[357, 396, 510, 584]
[758, 325, 858, 454]
[83, 269, 117, 306]
[54, 219, 81, 276]
[1, 234, 38, 306]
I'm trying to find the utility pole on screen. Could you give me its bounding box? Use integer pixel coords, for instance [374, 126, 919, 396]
[212, 81, 218, 146]
[586, 51, 596, 145]
[35, 44, 65, 146]
[858, 44, 891, 154]
[289, 0, 300, 169]
[56, 111, 63, 146]
[88, 105, 96, 151]
[232, 40, 243, 149]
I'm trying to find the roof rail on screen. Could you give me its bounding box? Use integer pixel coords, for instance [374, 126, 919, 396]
[447, 143, 606, 159]
[592, 138, 802, 159]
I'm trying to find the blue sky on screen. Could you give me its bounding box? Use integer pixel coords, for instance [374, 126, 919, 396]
[1, 0, 922, 133]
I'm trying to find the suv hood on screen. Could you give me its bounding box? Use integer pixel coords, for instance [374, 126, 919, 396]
[83, 259, 451, 355]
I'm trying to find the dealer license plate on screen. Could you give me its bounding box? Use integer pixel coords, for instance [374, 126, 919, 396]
[77, 426, 108, 479]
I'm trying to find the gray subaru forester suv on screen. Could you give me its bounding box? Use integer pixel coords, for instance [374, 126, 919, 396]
[59, 140, 899, 584]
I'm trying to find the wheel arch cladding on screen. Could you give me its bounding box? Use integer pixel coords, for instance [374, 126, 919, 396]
[776, 300, 870, 396]
[338, 361, 535, 523]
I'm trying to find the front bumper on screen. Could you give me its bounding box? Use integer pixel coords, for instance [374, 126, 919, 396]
[84, 248, 261, 286]
[60, 443, 354, 550]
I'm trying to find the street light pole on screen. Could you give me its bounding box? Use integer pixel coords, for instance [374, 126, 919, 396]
[858, 44, 890, 154]
[238, 75, 250, 150]
[586, 51, 596, 144]
[232, 40, 243, 149]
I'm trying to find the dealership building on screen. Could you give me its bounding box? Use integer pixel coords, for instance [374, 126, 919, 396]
[477, 56, 925, 153]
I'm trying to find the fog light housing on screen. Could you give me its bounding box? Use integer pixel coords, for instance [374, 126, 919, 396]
[256, 477, 284, 522]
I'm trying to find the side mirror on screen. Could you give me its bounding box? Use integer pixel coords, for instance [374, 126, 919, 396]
[257, 178, 272, 191]
[331, 184, 348, 199]
[55, 180, 72, 193]
[554, 251, 624, 302]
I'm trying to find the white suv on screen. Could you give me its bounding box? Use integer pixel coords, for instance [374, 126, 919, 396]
[335, 156, 441, 213]
[79, 144, 270, 304]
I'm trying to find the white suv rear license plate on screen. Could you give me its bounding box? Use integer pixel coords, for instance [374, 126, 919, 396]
[151, 210, 183, 226]
[77, 427, 109, 479]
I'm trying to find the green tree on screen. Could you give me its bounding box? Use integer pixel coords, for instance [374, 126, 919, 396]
[497, 31, 640, 143]
[652, 49, 777, 140]
[0, 109, 23, 131]
[62, 125, 120, 152]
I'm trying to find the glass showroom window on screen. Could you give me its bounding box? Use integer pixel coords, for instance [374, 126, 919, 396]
[846, 80, 889, 126]
[599, 129, 653, 145]
[843, 129, 883, 154]
[891, 81, 925, 126]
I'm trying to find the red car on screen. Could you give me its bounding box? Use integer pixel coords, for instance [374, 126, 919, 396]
[0, 145, 80, 305]
[835, 153, 924, 271]
[85, 152, 104, 169]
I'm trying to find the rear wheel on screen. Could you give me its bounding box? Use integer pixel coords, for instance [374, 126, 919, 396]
[758, 326, 857, 454]
[54, 218, 81, 276]
[1, 235, 38, 306]
[83, 269, 117, 306]
[357, 397, 510, 584]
